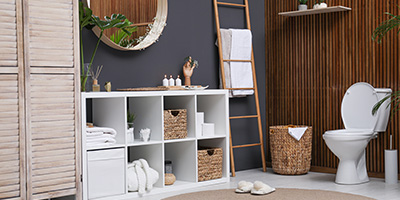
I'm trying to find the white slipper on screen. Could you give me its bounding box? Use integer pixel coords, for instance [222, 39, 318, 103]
[235, 181, 254, 193]
[250, 181, 275, 195]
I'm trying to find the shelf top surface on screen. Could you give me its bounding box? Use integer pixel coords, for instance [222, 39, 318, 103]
[278, 6, 351, 17]
[82, 89, 228, 98]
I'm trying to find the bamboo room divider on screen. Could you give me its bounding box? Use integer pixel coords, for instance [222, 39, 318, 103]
[265, 0, 400, 178]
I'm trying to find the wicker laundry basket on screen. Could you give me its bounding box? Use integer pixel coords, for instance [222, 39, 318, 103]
[269, 125, 312, 175]
[164, 109, 187, 140]
[198, 147, 223, 181]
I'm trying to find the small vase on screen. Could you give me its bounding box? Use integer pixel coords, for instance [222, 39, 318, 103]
[127, 127, 134, 143]
[298, 4, 307, 11]
[92, 79, 100, 92]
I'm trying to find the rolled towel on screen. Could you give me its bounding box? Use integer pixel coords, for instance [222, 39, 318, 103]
[86, 127, 117, 136]
[139, 159, 159, 191]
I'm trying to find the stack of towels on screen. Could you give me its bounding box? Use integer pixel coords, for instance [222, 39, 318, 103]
[86, 126, 117, 147]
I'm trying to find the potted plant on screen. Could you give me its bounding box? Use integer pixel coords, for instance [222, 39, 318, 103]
[298, 0, 308, 11]
[372, 9, 400, 184]
[79, 2, 134, 91]
[127, 110, 136, 143]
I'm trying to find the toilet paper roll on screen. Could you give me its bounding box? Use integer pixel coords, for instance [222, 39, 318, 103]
[385, 149, 398, 184]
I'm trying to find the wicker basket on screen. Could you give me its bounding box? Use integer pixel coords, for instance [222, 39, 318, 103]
[269, 125, 312, 175]
[164, 109, 187, 140]
[198, 147, 223, 181]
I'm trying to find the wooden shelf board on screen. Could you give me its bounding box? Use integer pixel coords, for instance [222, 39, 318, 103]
[278, 6, 351, 17]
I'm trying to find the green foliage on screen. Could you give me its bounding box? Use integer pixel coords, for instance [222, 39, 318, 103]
[372, 10, 400, 44]
[184, 56, 199, 68]
[299, 0, 308, 4]
[110, 27, 138, 47]
[372, 91, 400, 118]
[79, 2, 134, 91]
[127, 111, 136, 128]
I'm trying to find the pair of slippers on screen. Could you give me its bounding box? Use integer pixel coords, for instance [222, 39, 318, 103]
[235, 181, 275, 195]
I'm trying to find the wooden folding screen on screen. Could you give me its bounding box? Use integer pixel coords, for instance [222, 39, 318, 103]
[0, 0, 81, 199]
[265, 0, 400, 178]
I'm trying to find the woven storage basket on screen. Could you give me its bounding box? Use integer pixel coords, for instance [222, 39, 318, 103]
[269, 125, 312, 175]
[198, 147, 223, 181]
[164, 109, 187, 140]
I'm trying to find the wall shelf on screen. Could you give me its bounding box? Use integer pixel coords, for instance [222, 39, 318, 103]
[278, 6, 351, 17]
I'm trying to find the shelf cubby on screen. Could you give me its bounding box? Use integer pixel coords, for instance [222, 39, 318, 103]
[128, 144, 164, 188]
[91, 97, 126, 144]
[198, 138, 229, 180]
[197, 94, 228, 138]
[165, 141, 197, 184]
[164, 95, 196, 139]
[128, 96, 163, 143]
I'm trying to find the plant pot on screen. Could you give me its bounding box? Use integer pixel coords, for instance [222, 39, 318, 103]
[298, 4, 307, 11]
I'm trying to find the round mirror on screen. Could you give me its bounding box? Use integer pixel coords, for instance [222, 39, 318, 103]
[85, 0, 167, 51]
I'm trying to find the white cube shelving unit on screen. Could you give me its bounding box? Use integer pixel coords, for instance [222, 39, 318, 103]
[81, 90, 230, 200]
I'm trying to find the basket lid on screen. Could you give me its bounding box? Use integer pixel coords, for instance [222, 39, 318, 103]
[341, 82, 378, 130]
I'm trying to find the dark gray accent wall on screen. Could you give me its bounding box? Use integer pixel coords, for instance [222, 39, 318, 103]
[82, 0, 265, 171]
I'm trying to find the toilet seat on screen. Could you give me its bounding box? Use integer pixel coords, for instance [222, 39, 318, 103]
[341, 82, 379, 130]
[324, 129, 374, 136]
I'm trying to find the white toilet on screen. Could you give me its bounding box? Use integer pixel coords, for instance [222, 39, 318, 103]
[323, 82, 392, 184]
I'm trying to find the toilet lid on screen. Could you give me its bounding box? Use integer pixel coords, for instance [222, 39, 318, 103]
[341, 82, 379, 130]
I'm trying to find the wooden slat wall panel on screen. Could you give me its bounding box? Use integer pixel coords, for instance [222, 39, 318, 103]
[265, 0, 400, 178]
[28, 0, 74, 67]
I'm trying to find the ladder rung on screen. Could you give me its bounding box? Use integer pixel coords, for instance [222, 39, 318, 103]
[223, 59, 252, 62]
[230, 115, 258, 119]
[233, 143, 261, 149]
[226, 87, 254, 90]
[217, 2, 246, 7]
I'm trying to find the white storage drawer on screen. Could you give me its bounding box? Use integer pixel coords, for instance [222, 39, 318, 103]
[87, 148, 125, 199]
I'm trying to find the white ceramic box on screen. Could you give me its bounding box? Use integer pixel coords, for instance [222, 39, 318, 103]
[202, 123, 215, 137]
[87, 148, 125, 199]
[196, 112, 204, 137]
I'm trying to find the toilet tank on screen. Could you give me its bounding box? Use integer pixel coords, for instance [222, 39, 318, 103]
[374, 88, 392, 132]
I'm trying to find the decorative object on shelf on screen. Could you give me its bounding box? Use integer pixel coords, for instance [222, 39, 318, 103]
[182, 85, 209, 90]
[202, 123, 215, 137]
[183, 56, 199, 86]
[127, 110, 136, 143]
[89, 65, 103, 92]
[165, 160, 173, 173]
[165, 173, 176, 185]
[313, 0, 327, 9]
[139, 128, 151, 142]
[163, 74, 169, 86]
[269, 125, 312, 175]
[196, 112, 204, 137]
[169, 75, 175, 86]
[127, 159, 159, 194]
[198, 147, 223, 181]
[298, 0, 308, 11]
[79, 2, 134, 91]
[175, 75, 182, 86]
[164, 109, 187, 140]
[104, 81, 111, 92]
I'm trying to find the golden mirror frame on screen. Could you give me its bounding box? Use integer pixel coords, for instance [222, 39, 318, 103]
[84, 0, 168, 51]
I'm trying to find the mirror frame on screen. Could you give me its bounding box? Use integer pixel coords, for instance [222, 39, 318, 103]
[85, 0, 168, 51]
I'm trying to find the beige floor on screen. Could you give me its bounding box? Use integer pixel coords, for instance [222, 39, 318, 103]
[144, 168, 400, 200]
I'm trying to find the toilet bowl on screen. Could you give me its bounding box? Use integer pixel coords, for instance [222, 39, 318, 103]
[323, 82, 391, 184]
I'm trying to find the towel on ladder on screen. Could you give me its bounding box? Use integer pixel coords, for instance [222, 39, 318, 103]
[218, 29, 254, 97]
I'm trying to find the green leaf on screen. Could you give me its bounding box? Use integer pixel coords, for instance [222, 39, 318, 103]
[372, 9, 400, 43]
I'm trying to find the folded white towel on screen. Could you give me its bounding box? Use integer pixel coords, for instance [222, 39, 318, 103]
[229, 29, 254, 96]
[86, 127, 117, 136]
[218, 29, 234, 98]
[86, 131, 104, 137]
[86, 134, 115, 140]
[85, 143, 113, 148]
[288, 127, 308, 141]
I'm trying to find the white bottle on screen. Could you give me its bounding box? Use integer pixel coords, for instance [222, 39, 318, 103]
[163, 75, 169, 86]
[169, 75, 175, 86]
[175, 75, 182, 86]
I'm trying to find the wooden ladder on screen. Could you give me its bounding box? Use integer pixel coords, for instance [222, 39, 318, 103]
[213, 0, 266, 176]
